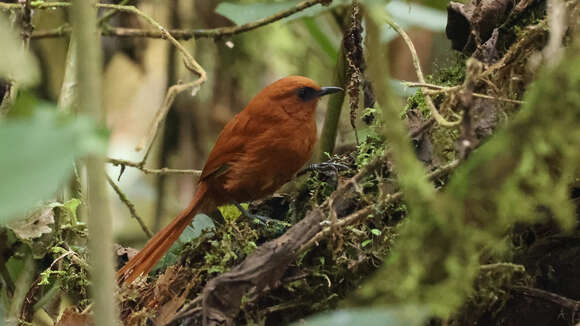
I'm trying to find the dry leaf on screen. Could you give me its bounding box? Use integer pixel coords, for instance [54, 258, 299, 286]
[8, 207, 54, 240]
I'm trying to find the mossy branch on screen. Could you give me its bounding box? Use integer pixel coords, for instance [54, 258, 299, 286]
[365, 11, 437, 208]
[384, 15, 461, 127]
[353, 29, 580, 317]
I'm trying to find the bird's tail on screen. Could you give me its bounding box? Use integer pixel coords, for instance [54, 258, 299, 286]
[117, 183, 209, 285]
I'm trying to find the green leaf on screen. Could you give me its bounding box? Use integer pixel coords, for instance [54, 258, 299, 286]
[0, 104, 107, 221]
[302, 17, 338, 62]
[371, 228, 382, 236]
[361, 239, 372, 247]
[218, 203, 245, 220]
[62, 198, 81, 223]
[49, 198, 82, 224]
[293, 306, 429, 326]
[0, 16, 39, 86]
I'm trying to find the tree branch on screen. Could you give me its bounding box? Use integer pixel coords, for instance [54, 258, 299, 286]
[27, 0, 332, 40]
[511, 286, 580, 312]
[106, 174, 153, 238]
[106, 158, 202, 177]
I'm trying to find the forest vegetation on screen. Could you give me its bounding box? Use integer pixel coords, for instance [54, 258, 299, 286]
[1, 0, 580, 325]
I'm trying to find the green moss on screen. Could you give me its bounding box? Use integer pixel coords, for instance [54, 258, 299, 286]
[428, 55, 467, 87]
[403, 54, 467, 119]
[353, 41, 580, 317]
[403, 89, 429, 116]
[355, 131, 386, 168]
[499, 1, 547, 54]
[430, 125, 459, 162]
[177, 220, 260, 278]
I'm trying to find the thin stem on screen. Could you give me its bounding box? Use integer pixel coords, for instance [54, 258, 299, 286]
[317, 44, 346, 161]
[106, 174, 153, 238]
[384, 16, 461, 127]
[405, 82, 525, 105]
[93, 3, 207, 160]
[107, 158, 202, 176]
[71, 0, 117, 325]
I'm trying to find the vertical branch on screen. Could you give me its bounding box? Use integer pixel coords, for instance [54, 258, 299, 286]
[58, 38, 78, 113]
[316, 44, 346, 161]
[70, 1, 117, 326]
[20, 0, 33, 47]
[315, 10, 349, 162]
[365, 10, 436, 207]
[345, 0, 363, 145]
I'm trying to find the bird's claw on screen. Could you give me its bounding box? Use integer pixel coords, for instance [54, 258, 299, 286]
[297, 161, 349, 176]
[234, 202, 288, 226]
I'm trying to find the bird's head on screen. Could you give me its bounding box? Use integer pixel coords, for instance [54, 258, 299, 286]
[254, 76, 342, 118]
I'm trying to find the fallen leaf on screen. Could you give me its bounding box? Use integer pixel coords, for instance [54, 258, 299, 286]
[8, 207, 54, 240]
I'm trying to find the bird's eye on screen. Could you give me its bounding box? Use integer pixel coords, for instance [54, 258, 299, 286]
[296, 87, 318, 101]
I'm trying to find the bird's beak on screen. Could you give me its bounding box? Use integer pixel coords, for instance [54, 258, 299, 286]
[317, 86, 343, 97]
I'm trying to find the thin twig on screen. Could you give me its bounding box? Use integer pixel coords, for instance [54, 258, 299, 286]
[405, 82, 525, 105]
[107, 158, 202, 176]
[27, 0, 331, 40]
[0, 1, 70, 10]
[384, 17, 461, 127]
[95, 3, 207, 159]
[169, 295, 202, 323]
[106, 174, 153, 238]
[479, 262, 525, 271]
[1, 0, 208, 165]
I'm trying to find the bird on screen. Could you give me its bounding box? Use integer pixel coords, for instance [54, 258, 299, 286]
[117, 76, 342, 285]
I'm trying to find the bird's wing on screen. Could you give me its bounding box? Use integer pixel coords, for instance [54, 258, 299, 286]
[199, 110, 268, 181]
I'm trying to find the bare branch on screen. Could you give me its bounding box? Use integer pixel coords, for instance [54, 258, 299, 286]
[405, 82, 525, 105]
[106, 158, 202, 177]
[106, 174, 153, 238]
[27, 0, 332, 40]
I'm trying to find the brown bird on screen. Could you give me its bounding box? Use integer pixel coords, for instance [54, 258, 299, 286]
[117, 76, 342, 284]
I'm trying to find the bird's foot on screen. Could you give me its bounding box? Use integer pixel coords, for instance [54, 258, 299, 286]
[297, 161, 350, 176]
[234, 202, 288, 226]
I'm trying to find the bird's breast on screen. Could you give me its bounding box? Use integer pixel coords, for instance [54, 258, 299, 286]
[221, 117, 317, 202]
